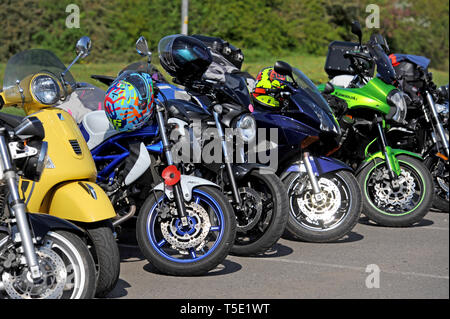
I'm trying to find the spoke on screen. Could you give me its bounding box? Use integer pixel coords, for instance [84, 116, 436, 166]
[194, 196, 200, 204]
[189, 248, 197, 259]
[157, 239, 167, 248]
[210, 226, 221, 231]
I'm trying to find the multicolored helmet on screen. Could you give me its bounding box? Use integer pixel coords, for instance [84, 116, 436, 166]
[252, 67, 286, 108]
[104, 71, 155, 132]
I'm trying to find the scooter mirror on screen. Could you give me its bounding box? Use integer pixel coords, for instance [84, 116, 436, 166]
[136, 36, 152, 59]
[76, 36, 92, 59]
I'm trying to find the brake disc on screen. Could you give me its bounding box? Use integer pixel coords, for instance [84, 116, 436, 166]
[372, 167, 416, 208]
[236, 187, 263, 233]
[2, 246, 66, 299]
[296, 177, 341, 223]
[160, 202, 211, 251]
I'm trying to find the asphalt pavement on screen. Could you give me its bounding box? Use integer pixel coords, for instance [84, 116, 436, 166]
[105, 210, 449, 299]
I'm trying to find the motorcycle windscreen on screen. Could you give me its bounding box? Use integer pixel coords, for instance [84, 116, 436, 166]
[368, 43, 397, 85]
[290, 68, 340, 133]
[2, 49, 76, 105]
[221, 72, 252, 110]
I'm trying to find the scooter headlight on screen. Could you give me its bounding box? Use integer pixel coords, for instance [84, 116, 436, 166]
[235, 114, 257, 142]
[387, 90, 407, 124]
[31, 75, 60, 105]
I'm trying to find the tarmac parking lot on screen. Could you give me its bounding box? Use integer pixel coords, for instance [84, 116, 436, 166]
[106, 210, 449, 299]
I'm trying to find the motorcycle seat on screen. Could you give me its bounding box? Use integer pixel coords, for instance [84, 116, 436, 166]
[80, 110, 120, 150]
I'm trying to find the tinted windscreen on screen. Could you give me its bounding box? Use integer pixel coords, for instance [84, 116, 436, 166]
[368, 43, 396, 84]
[291, 67, 334, 114]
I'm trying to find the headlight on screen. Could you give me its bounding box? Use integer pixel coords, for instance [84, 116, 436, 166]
[387, 90, 407, 123]
[31, 75, 60, 105]
[235, 114, 257, 142]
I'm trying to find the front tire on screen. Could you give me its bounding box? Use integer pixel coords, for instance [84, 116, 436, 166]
[283, 170, 362, 242]
[136, 186, 236, 276]
[424, 156, 449, 213]
[84, 221, 120, 298]
[357, 155, 434, 226]
[231, 171, 289, 256]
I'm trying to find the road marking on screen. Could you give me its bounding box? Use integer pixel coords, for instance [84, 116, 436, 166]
[256, 258, 449, 280]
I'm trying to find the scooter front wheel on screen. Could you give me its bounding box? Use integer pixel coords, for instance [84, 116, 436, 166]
[357, 155, 434, 226]
[136, 186, 236, 276]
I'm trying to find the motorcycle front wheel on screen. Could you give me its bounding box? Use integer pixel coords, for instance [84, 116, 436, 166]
[283, 170, 362, 242]
[357, 155, 434, 226]
[136, 186, 236, 276]
[424, 156, 449, 213]
[1, 230, 96, 299]
[231, 170, 289, 256]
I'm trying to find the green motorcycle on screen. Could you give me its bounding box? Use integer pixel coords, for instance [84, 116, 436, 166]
[318, 22, 434, 226]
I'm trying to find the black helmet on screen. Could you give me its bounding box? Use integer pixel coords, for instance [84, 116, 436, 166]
[158, 34, 212, 82]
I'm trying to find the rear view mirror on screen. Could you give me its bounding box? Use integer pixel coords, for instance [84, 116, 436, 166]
[76, 36, 92, 59]
[351, 21, 362, 46]
[136, 36, 152, 59]
[274, 61, 293, 79]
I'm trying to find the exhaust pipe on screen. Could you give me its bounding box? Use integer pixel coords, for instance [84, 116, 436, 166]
[112, 205, 137, 227]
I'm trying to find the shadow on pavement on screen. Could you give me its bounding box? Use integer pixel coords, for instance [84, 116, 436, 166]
[358, 216, 435, 228]
[103, 278, 131, 299]
[281, 230, 364, 244]
[142, 259, 243, 277]
[230, 242, 294, 258]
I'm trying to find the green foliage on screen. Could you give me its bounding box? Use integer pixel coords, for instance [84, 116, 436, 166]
[0, 0, 448, 70]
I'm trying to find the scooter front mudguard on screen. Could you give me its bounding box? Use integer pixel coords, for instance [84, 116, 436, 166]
[47, 181, 116, 223]
[153, 175, 220, 202]
[27, 213, 87, 243]
[281, 155, 352, 180]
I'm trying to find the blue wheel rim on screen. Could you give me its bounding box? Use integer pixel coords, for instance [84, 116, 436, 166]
[145, 189, 225, 263]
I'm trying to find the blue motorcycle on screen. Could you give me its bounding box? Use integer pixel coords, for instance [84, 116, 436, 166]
[79, 37, 236, 276]
[247, 61, 362, 242]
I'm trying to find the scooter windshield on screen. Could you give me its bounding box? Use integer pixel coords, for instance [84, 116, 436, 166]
[368, 43, 396, 85]
[2, 49, 76, 105]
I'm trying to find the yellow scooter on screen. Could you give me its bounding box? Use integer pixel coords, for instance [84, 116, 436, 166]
[0, 37, 120, 298]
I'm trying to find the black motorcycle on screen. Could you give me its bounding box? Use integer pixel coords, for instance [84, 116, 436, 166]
[158, 34, 289, 256]
[386, 53, 449, 213]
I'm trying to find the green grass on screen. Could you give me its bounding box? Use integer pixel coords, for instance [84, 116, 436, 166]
[1, 54, 448, 116]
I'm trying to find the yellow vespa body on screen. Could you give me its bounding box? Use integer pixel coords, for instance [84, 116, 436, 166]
[0, 37, 120, 297]
[18, 107, 114, 222]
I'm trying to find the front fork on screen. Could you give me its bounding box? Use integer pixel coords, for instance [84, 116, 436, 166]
[374, 115, 401, 188]
[0, 128, 41, 280]
[425, 90, 450, 159]
[212, 109, 242, 205]
[155, 104, 189, 227]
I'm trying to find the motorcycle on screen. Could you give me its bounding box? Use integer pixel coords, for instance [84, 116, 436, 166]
[387, 52, 449, 213]
[247, 61, 362, 242]
[325, 32, 449, 214]
[318, 21, 434, 226]
[0, 37, 120, 297]
[157, 34, 289, 256]
[0, 108, 96, 298]
[80, 37, 237, 275]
